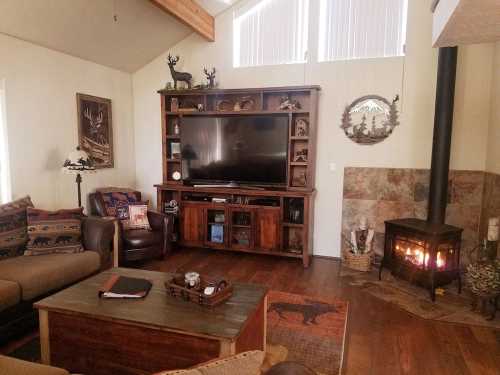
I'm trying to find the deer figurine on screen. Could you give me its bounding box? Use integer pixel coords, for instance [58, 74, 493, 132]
[204, 67, 216, 88]
[167, 54, 192, 89]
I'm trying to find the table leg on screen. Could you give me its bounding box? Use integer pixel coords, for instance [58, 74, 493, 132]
[39, 309, 50, 365]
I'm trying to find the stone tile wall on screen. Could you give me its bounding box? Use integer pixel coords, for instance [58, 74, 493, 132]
[342, 167, 490, 264]
[480, 172, 500, 239]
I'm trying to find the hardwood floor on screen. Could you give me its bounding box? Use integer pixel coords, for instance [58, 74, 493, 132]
[142, 248, 500, 375]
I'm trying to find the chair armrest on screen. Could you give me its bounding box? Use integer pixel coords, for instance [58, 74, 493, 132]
[81, 216, 115, 269]
[147, 210, 167, 231]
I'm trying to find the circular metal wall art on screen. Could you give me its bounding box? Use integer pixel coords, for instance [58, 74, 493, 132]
[340, 95, 400, 145]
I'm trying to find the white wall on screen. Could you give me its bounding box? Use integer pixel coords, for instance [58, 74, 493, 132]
[0, 33, 136, 211]
[132, 0, 495, 257]
[486, 43, 500, 174]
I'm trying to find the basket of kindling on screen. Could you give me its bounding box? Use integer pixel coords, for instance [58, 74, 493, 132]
[342, 217, 375, 272]
[165, 272, 233, 307]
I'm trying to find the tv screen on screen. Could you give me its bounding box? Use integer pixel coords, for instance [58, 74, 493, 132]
[180, 115, 288, 185]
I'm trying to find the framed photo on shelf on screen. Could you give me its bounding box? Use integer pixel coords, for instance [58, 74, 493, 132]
[170, 142, 181, 159]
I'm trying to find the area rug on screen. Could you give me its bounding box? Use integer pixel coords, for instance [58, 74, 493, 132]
[341, 267, 500, 329]
[7, 292, 349, 375]
[266, 291, 349, 375]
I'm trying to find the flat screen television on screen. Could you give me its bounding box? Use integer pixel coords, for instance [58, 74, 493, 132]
[180, 115, 288, 186]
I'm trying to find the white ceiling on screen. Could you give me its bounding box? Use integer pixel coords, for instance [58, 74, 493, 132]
[0, 0, 236, 73]
[433, 0, 500, 47]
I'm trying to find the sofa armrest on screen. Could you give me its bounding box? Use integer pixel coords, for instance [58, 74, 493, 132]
[81, 216, 115, 269]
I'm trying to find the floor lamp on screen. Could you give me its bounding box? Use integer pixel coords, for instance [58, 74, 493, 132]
[62, 147, 95, 207]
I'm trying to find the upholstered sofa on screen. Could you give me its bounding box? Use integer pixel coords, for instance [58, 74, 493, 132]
[0, 216, 115, 344]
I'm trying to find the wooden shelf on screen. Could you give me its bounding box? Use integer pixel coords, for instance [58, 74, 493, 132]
[159, 86, 318, 268]
[283, 223, 304, 228]
[166, 110, 309, 116]
[207, 246, 303, 259]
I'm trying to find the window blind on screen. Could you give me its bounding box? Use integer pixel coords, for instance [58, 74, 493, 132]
[318, 0, 408, 62]
[233, 0, 309, 68]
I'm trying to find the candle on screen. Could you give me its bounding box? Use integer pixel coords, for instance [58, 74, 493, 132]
[488, 217, 499, 241]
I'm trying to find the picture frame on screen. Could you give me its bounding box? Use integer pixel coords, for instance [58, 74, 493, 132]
[76, 93, 114, 168]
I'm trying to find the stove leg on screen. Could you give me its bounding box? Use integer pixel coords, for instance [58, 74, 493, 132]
[378, 258, 384, 280]
[430, 268, 436, 302]
[457, 272, 462, 294]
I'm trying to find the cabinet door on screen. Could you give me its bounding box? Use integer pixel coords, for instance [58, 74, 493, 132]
[255, 208, 280, 251]
[229, 208, 254, 250]
[180, 204, 204, 247]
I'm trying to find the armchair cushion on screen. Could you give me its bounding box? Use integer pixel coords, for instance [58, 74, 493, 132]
[99, 191, 141, 217]
[122, 228, 162, 249]
[155, 351, 265, 375]
[0, 280, 21, 312]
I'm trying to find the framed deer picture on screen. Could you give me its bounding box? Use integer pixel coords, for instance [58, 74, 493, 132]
[76, 93, 113, 168]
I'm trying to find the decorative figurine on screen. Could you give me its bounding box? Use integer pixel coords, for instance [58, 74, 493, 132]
[294, 148, 308, 162]
[349, 217, 375, 254]
[295, 118, 309, 136]
[204, 67, 216, 88]
[171, 97, 179, 112]
[173, 119, 180, 135]
[279, 95, 301, 110]
[167, 54, 192, 89]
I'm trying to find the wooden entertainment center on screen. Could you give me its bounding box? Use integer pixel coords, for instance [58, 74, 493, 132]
[156, 85, 320, 267]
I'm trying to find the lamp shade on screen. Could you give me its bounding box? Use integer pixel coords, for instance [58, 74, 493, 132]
[61, 147, 96, 174]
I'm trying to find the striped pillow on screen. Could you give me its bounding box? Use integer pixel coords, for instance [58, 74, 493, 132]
[0, 196, 34, 260]
[24, 207, 84, 256]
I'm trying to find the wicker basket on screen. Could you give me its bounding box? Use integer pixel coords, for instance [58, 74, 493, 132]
[342, 249, 373, 272]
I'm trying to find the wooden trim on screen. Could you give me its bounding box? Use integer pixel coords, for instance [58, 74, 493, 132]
[219, 340, 236, 357]
[39, 309, 50, 365]
[113, 220, 120, 267]
[263, 295, 267, 352]
[158, 85, 321, 96]
[150, 0, 215, 42]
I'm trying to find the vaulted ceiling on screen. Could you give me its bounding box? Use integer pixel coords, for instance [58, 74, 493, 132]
[0, 0, 236, 72]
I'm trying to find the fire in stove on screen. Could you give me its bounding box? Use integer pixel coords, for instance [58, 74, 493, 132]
[380, 219, 463, 301]
[395, 243, 449, 269]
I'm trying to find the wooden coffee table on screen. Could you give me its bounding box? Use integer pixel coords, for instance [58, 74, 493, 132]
[34, 267, 268, 375]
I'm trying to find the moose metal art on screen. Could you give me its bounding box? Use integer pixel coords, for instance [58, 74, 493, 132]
[167, 54, 192, 89]
[204, 67, 216, 88]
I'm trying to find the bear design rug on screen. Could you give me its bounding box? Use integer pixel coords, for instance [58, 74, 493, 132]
[266, 291, 349, 375]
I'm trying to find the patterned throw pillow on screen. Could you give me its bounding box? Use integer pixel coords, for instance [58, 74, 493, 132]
[24, 207, 84, 256]
[123, 204, 151, 230]
[99, 191, 140, 218]
[0, 196, 34, 260]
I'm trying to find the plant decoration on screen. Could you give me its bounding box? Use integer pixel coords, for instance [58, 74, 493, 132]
[341, 94, 400, 145]
[466, 241, 500, 296]
[279, 95, 301, 110]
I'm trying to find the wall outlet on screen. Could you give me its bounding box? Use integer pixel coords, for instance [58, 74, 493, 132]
[329, 162, 337, 172]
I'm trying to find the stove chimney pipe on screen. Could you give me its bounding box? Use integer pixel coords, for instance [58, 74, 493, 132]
[428, 47, 458, 225]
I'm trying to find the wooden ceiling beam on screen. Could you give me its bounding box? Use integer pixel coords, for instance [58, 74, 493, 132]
[150, 0, 215, 42]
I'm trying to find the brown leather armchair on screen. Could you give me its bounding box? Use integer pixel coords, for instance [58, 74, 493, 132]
[88, 191, 172, 266]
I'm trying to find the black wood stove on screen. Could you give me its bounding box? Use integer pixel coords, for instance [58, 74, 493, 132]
[379, 47, 463, 301]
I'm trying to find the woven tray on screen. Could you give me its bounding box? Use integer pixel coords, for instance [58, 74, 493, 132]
[342, 249, 373, 272]
[165, 274, 233, 307]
